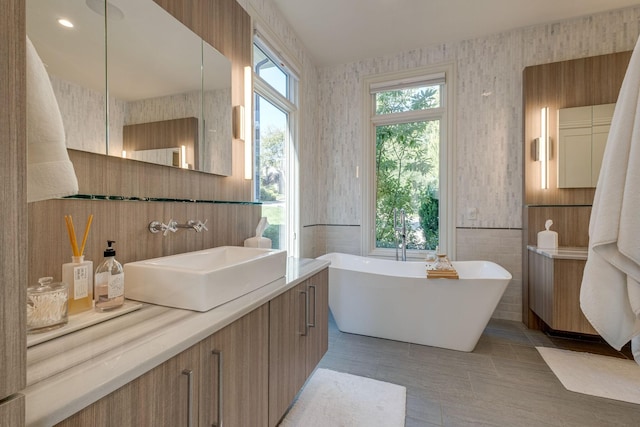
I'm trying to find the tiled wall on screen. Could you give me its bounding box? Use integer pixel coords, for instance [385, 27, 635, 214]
[313, 7, 640, 230]
[237, 1, 640, 321]
[456, 228, 522, 321]
[308, 6, 640, 321]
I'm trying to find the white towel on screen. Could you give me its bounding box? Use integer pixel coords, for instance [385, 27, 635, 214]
[580, 35, 640, 362]
[26, 36, 78, 202]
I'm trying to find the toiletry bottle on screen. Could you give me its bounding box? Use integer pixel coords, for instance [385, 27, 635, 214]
[62, 255, 93, 314]
[94, 240, 125, 311]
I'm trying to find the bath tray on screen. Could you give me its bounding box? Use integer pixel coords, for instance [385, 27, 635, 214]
[27, 300, 143, 347]
[427, 269, 459, 279]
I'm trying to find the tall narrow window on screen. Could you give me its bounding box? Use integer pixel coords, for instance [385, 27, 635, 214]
[363, 68, 454, 258]
[252, 36, 299, 256]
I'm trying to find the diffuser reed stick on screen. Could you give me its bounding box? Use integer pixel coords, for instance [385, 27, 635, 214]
[79, 214, 93, 256]
[64, 214, 93, 257]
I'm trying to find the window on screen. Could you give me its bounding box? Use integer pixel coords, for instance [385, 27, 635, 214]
[362, 67, 455, 258]
[252, 36, 299, 257]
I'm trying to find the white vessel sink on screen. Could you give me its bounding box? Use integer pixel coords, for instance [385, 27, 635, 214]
[124, 246, 287, 311]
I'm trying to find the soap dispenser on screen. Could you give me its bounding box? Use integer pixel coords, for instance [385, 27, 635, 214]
[94, 240, 125, 311]
[537, 219, 558, 250]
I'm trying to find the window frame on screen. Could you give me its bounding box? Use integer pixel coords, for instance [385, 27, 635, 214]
[361, 64, 456, 259]
[252, 33, 300, 257]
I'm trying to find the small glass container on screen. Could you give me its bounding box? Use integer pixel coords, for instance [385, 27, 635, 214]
[27, 277, 69, 334]
[432, 254, 454, 271]
[425, 250, 437, 270]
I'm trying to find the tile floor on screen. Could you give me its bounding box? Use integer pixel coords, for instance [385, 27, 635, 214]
[317, 313, 640, 426]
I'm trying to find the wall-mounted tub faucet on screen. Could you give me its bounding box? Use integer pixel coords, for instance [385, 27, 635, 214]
[394, 208, 407, 261]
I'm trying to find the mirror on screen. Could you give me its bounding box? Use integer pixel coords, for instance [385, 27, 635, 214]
[26, 0, 232, 176]
[557, 103, 615, 188]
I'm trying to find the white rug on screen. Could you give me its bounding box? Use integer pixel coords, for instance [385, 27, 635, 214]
[537, 346, 640, 404]
[279, 368, 406, 427]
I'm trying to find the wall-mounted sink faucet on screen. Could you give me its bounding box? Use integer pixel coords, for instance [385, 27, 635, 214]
[149, 219, 208, 235]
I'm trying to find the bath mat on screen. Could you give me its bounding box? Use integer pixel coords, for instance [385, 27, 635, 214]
[537, 347, 640, 404]
[279, 368, 406, 427]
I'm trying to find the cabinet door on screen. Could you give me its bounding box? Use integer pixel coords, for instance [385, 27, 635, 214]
[305, 269, 329, 375]
[56, 343, 200, 427]
[268, 281, 307, 427]
[200, 305, 269, 427]
[0, 394, 24, 427]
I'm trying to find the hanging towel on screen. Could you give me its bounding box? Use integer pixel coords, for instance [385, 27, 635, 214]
[580, 35, 640, 363]
[26, 36, 78, 203]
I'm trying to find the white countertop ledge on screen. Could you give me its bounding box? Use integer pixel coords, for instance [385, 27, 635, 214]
[24, 257, 329, 427]
[527, 245, 588, 260]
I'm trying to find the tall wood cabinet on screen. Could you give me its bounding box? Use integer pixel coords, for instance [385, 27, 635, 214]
[1, 0, 26, 425]
[268, 269, 329, 427]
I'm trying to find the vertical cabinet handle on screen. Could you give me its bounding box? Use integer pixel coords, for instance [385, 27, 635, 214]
[299, 290, 308, 336]
[182, 369, 194, 427]
[212, 350, 224, 427]
[308, 284, 317, 328]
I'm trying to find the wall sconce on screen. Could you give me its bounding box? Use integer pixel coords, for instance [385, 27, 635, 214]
[243, 66, 253, 180]
[538, 107, 549, 189]
[233, 105, 245, 141]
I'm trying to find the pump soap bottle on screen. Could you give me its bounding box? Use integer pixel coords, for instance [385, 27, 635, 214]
[94, 240, 125, 311]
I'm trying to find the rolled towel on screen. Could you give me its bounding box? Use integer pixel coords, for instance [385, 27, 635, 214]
[26, 36, 78, 202]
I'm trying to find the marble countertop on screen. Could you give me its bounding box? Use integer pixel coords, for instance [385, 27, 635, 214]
[23, 257, 330, 427]
[527, 245, 588, 260]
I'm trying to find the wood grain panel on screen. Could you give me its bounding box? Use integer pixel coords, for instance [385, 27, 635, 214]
[0, 395, 25, 427]
[528, 251, 554, 326]
[526, 206, 591, 247]
[523, 51, 631, 206]
[268, 281, 307, 427]
[56, 343, 201, 426]
[306, 269, 329, 374]
[27, 199, 261, 286]
[1, 0, 26, 403]
[553, 259, 598, 335]
[123, 117, 198, 152]
[199, 304, 269, 427]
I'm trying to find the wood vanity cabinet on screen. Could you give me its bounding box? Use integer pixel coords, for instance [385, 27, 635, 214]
[55, 268, 328, 427]
[56, 342, 201, 427]
[528, 251, 597, 335]
[199, 304, 269, 427]
[268, 269, 329, 427]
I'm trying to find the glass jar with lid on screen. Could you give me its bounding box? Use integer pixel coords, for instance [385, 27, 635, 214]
[27, 277, 69, 333]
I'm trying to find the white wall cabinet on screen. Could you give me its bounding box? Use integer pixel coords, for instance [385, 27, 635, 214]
[558, 103, 614, 188]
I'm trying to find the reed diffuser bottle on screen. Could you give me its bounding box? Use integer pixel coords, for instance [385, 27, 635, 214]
[94, 240, 124, 311]
[62, 214, 94, 314]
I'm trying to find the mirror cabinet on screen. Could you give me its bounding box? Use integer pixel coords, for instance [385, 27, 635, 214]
[26, 0, 233, 176]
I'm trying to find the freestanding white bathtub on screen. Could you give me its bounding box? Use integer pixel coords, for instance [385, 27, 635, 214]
[317, 252, 512, 352]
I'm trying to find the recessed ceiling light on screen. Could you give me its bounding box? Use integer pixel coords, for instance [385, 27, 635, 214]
[58, 18, 74, 28]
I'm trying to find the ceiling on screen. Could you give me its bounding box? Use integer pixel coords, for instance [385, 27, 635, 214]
[271, 0, 640, 66]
